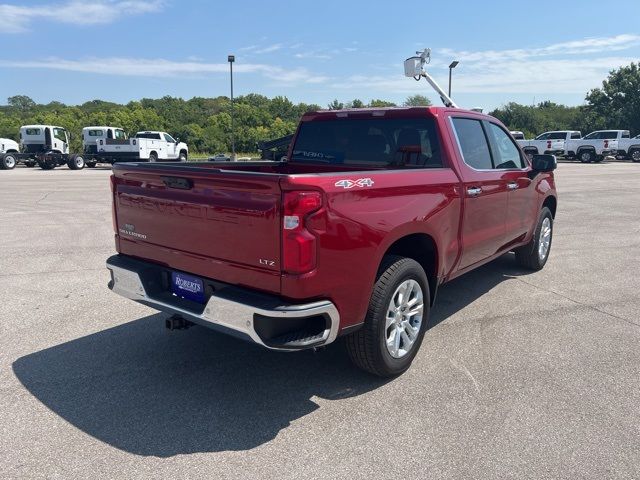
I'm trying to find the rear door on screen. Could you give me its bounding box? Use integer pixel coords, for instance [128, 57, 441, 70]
[450, 117, 509, 270]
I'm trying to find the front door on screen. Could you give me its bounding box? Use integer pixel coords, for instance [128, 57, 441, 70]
[450, 117, 509, 270]
[164, 133, 177, 159]
[483, 121, 537, 244]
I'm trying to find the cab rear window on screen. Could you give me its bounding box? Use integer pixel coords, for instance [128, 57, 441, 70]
[25, 128, 41, 135]
[291, 117, 442, 168]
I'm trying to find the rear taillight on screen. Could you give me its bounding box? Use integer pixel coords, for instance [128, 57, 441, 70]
[604, 140, 609, 148]
[547, 140, 552, 149]
[282, 191, 322, 274]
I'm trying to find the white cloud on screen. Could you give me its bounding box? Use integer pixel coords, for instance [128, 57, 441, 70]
[239, 43, 284, 54]
[437, 34, 640, 65]
[331, 34, 640, 98]
[0, 57, 330, 85]
[0, 0, 164, 33]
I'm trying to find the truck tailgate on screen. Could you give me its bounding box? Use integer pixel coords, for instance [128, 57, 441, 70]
[112, 164, 282, 293]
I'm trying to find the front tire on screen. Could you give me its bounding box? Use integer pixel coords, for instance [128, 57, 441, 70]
[629, 148, 640, 163]
[178, 151, 187, 162]
[1, 154, 16, 170]
[345, 256, 430, 377]
[515, 207, 553, 271]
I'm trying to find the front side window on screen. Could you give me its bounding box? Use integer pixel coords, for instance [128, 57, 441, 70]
[622, 131, 630, 138]
[546, 132, 567, 140]
[451, 118, 492, 170]
[571, 132, 581, 139]
[291, 117, 442, 168]
[164, 133, 176, 143]
[535, 132, 550, 140]
[486, 123, 525, 169]
[114, 129, 126, 140]
[53, 128, 67, 142]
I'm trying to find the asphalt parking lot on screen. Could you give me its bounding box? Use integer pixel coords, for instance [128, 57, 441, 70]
[1, 162, 639, 479]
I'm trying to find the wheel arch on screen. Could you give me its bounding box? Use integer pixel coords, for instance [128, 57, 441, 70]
[379, 233, 439, 306]
[542, 195, 557, 218]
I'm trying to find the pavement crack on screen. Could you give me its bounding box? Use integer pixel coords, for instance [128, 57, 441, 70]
[511, 276, 640, 328]
[449, 358, 481, 394]
[35, 191, 55, 205]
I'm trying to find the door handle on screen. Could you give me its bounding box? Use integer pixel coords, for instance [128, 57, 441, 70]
[467, 186, 482, 197]
[507, 182, 518, 190]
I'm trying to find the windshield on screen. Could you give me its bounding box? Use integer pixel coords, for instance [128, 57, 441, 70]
[584, 131, 618, 139]
[291, 117, 442, 168]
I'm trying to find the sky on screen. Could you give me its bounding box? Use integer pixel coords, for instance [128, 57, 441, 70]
[1, 0, 639, 111]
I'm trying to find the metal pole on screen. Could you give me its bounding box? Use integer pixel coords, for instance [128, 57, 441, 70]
[448, 61, 458, 98]
[228, 54, 235, 160]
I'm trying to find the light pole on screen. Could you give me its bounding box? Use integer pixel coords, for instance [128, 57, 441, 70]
[228, 54, 235, 160]
[448, 60, 459, 97]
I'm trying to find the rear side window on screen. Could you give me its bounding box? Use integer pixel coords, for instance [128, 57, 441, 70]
[451, 118, 492, 170]
[291, 117, 442, 168]
[486, 123, 525, 169]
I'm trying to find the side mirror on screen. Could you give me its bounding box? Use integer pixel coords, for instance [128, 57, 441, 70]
[531, 154, 557, 173]
[175, 138, 180, 143]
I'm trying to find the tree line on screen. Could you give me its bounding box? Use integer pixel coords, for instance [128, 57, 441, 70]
[0, 62, 638, 153]
[489, 63, 640, 138]
[0, 93, 430, 154]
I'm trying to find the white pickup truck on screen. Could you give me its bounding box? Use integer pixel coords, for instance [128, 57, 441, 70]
[516, 130, 581, 159]
[98, 131, 188, 162]
[611, 132, 640, 162]
[0, 138, 20, 169]
[564, 130, 624, 163]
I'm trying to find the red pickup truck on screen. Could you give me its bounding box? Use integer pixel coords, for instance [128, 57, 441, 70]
[107, 107, 557, 376]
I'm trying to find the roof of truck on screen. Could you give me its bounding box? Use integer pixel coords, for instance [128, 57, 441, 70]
[300, 106, 493, 122]
[21, 124, 64, 129]
[83, 126, 124, 130]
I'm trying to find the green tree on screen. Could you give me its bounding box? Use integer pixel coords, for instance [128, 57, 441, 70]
[403, 94, 432, 106]
[327, 99, 344, 110]
[368, 99, 397, 107]
[8, 95, 36, 113]
[583, 62, 640, 135]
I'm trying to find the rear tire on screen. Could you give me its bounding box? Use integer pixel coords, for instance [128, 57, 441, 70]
[345, 255, 430, 377]
[515, 207, 553, 271]
[67, 154, 85, 170]
[148, 152, 158, 162]
[578, 150, 594, 163]
[1, 154, 16, 170]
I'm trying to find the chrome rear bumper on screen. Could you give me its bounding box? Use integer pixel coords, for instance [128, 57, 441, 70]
[106, 255, 340, 351]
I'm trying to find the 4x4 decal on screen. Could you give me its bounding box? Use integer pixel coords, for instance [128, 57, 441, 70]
[335, 178, 375, 189]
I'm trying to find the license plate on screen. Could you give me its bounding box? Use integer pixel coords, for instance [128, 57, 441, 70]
[171, 271, 205, 304]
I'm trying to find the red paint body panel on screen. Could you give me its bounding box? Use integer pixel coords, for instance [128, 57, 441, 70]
[110, 107, 557, 330]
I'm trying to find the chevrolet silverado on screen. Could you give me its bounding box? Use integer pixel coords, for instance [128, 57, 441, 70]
[106, 106, 557, 376]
